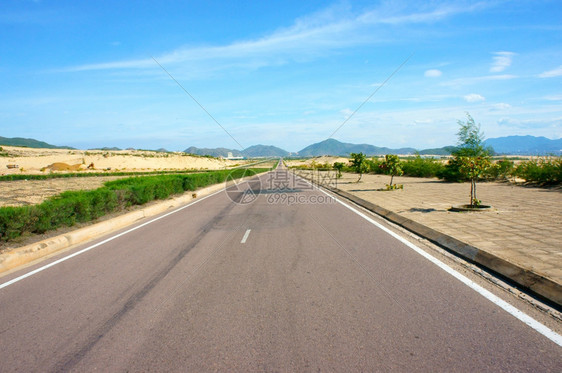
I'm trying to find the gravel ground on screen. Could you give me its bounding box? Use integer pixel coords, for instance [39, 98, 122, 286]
[0, 176, 125, 207]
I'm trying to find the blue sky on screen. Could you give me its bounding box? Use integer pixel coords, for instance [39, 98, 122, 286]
[1, 0, 561, 152]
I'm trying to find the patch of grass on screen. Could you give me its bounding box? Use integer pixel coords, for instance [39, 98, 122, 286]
[0, 168, 269, 242]
[0, 169, 212, 181]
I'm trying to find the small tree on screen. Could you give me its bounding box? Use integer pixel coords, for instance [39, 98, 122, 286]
[454, 113, 492, 206]
[333, 162, 344, 178]
[458, 156, 492, 206]
[380, 154, 404, 187]
[350, 152, 367, 182]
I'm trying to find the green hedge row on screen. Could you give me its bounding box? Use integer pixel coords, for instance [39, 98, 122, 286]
[0, 168, 268, 242]
[514, 157, 561, 184]
[321, 155, 561, 185]
[0, 169, 214, 181]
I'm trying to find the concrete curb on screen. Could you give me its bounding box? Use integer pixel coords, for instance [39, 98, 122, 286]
[320, 184, 561, 308]
[0, 182, 227, 275]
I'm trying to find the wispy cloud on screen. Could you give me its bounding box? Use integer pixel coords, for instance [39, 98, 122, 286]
[490, 51, 515, 72]
[491, 103, 511, 110]
[358, 1, 489, 25]
[64, 2, 494, 74]
[539, 65, 562, 78]
[443, 74, 517, 87]
[424, 69, 442, 77]
[543, 95, 562, 101]
[464, 93, 486, 102]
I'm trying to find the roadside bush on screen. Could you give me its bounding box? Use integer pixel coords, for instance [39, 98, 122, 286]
[485, 158, 514, 180]
[401, 155, 445, 178]
[0, 206, 34, 241]
[0, 169, 205, 182]
[380, 154, 404, 186]
[436, 157, 467, 182]
[515, 158, 561, 184]
[365, 158, 384, 174]
[0, 168, 268, 242]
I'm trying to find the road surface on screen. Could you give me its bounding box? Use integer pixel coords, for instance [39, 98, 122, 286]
[1, 163, 561, 371]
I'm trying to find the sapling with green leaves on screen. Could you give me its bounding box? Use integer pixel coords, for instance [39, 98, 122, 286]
[454, 113, 493, 206]
[333, 162, 344, 178]
[350, 152, 368, 182]
[380, 154, 404, 189]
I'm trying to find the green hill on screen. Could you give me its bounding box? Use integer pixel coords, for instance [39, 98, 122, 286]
[0, 136, 74, 149]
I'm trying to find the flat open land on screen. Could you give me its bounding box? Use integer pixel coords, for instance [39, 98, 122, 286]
[285, 156, 351, 168]
[0, 146, 247, 207]
[0, 146, 243, 175]
[0, 176, 126, 207]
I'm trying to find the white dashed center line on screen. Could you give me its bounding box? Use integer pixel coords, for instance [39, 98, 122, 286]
[241, 229, 251, 244]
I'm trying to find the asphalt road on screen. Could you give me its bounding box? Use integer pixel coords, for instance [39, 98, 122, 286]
[1, 163, 561, 372]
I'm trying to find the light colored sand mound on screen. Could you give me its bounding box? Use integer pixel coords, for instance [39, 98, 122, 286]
[47, 162, 85, 171]
[0, 146, 247, 175]
[285, 156, 350, 168]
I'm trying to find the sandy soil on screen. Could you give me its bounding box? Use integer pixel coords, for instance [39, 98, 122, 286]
[0, 146, 251, 207]
[0, 146, 245, 176]
[285, 156, 350, 168]
[0, 176, 128, 207]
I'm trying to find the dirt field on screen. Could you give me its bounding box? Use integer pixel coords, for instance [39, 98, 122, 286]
[0, 146, 251, 207]
[285, 156, 350, 168]
[0, 146, 244, 176]
[0, 176, 126, 207]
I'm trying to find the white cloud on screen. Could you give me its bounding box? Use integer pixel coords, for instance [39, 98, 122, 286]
[442, 74, 517, 87]
[539, 65, 562, 78]
[359, 1, 489, 25]
[413, 119, 432, 124]
[543, 95, 562, 101]
[464, 94, 486, 103]
[490, 51, 515, 72]
[64, 3, 496, 74]
[424, 69, 442, 77]
[491, 103, 511, 110]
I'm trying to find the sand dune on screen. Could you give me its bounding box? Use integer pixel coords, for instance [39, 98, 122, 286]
[0, 146, 245, 175]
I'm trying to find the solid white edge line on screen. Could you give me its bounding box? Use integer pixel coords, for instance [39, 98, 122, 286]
[0, 188, 227, 290]
[297, 174, 562, 347]
[241, 229, 251, 244]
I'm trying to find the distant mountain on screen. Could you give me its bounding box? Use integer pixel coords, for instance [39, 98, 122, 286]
[242, 145, 289, 157]
[418, 146, 459, 156]
[0, 136, 74, 149]
[484, 135, 562, 155]
[185, 145, 287, 158]
[297, 139, 416, 157]
[90, 147, 121, 151]
[184, 146, 242, 158]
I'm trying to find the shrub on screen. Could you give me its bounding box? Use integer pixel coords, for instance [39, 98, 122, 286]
[0, 168, 268, 242]
[350, 153, 368, 182]
[437, 157, 467, 182]
[333, 162, 345, 178]
[380, 154, 404, 186]
[401, 155, 445, 178]
[515, 158, 561, 184]
[365, 157, 384, 174]
[0, 206, 33, 241]
[485, 158, 514, 180]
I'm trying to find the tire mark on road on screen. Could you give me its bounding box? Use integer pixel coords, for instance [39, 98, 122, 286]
[51, 199, 241, 372]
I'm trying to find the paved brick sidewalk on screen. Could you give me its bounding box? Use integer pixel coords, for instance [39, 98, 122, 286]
[309, 172, 561, 290]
